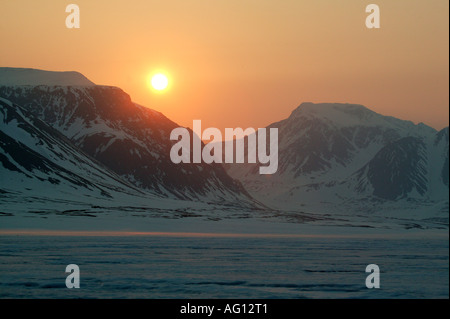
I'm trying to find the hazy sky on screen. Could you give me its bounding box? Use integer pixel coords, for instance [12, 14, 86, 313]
[1, 0, 448, 130]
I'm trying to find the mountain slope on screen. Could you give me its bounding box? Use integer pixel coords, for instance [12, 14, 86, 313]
[0, 97, 263, 220]
[0, 97, 146, 201]
[0, 81, 254, 205]
[435, 127, 449, 187]
[223, 102, 448, 211]
[352, 137, 428, 200]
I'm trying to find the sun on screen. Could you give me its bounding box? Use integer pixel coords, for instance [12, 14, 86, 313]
[150, 73, 169, 91]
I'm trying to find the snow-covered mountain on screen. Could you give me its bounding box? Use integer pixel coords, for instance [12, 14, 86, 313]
[223, 102, 449, 212]
[0, 69, 256, 207]
[0, 97, 147, 202]
[1, 68, 447, 217]
[0, 67, 95, 86]
[0, 97, 262, 219]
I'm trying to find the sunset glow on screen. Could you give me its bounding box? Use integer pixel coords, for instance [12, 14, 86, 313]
[0, 0, 448, 130]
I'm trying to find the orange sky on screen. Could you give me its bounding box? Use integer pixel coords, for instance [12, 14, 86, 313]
[1, 0, 448, 130]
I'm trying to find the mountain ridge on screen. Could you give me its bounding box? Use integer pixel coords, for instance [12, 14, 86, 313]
[0, 80, 258, 207]
[223, 102, 448, 212]
[0, 67, 96, 86]
[0, 69, 447, 216]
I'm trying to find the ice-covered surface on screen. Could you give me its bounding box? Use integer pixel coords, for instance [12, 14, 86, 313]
[4, 170, 446, 299]
[1, 191, 448, 232]
[0, 233, 447, 298]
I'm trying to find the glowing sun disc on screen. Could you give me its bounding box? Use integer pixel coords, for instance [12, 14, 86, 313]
[151, 73, 168, 91]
